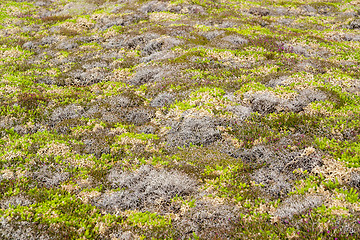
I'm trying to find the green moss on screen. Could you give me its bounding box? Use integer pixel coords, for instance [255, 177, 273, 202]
[127, 211, 171, 228]
[236, 81, 269, 94]
[117, 132, 159, 141]
[1, 187, 120, 239]
[315, 137, 360, 168]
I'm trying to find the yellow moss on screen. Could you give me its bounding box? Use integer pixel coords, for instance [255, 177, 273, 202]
[1, 150, 26, 162]
[0, 48, 25, 62]
[118, 136, 144, 145]
[188, 91, 229, 111]
[47, 86, 66, 96]
[95, 221, 109, 235]
[67, 155, 95, 168]
[312, 156, 353, 185]
[0, 169, 14, 180]
[37, 142, 71, 157]
[78, 190, 101, 204]
[144, 142, 160, 153]
[112, 68, 131, 82]
[281, 73, 315, 90]
[79, 45, 99, 51]
[61, 183, 79, 193]
[76, 17, 95, 30]
[15, 168, 28, 178]
[308, 156, 360, 215]
[326, 193, 351, 217]
[149, 12, 183, 22]
[108, 127, 127, 136]
[58, 17, 95, 34]
[304, 101, 334, 116]
[102, 28, 118, 39]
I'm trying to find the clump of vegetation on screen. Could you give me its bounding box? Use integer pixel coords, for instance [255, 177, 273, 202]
[248, 35, 294, 54]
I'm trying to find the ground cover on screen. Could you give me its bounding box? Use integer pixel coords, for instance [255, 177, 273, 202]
[1, 0, 360, 239]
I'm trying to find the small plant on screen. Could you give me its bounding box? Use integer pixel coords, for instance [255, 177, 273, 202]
[40, 15, 71, 23]
[315, 137, 360, 167]
[323, 177, 340, 190]
[336, 187, 359, 204]
[59, 27, 79, 36]
[248, 36, 294, 54]
[17, 92, 49, 110]
[289, 174, 324, 195]
[126, 211, 171, 228]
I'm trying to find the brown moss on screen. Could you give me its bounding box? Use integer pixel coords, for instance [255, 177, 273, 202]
[59, 27, 80, 37]
[17, 92, 49, 110]
[40, 15, 72, 23]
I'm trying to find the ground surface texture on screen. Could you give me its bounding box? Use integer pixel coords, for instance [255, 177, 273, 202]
[1, 0, 360, 239]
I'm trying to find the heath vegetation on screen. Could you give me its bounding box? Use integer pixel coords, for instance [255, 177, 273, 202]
[1, 0, 360, 239]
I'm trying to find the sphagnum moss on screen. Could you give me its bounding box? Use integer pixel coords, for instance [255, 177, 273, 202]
[1, 0, 360, 239]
